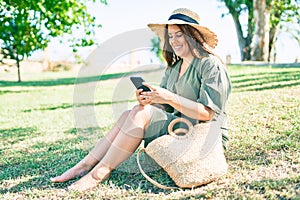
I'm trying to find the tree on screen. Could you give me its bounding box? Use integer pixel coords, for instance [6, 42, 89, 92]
[150, 37, 165, 63]
[0, 0, 107, 82]
[250, 0, 271, 61]
[220, 0, 253, 61]
[268, 0, 300, 62]
[220, 0, 300, 62]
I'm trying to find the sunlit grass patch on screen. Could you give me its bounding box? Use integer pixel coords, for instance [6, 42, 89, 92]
[0, 66, 299, 199]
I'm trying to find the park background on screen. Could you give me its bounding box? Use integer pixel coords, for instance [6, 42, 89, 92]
[1, 0, 300, 199]
[1, 0, 299, 75]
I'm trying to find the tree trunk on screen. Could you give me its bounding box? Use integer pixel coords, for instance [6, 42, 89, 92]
[224, 0, 253, 61]
[42, 46, 50, 71]
[16, 57, 21, 82]
[250, 0, 270, 61]
[231, 15, 246, 60]
[269, 25, 279, 63]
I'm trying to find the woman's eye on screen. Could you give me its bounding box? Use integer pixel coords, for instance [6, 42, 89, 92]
[168, 32, 183, 40]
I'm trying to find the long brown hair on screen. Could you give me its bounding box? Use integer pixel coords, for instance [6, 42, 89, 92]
[162, 24, 223, 67]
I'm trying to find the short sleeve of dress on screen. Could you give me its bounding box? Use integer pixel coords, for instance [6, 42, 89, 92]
[197, 57, 231, 114]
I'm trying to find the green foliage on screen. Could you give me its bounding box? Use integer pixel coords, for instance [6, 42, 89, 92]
[221, 0, 251, 16]
[150, 37, 165, 63]
[219, 0, 300, 61]
[270, 0, 300, 27]
[0, 0, 107, 79]
[221, 0, 299, 26]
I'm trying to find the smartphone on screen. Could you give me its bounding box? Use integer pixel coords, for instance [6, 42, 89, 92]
[130, 76, 151, 92]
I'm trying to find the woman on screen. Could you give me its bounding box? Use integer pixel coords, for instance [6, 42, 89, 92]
[50, 8, 231, 191]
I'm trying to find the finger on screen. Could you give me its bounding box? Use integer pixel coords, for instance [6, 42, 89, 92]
[139, 94, 149, 100]
[137, 94, 145, 101]
[138, 93, 152, 102]
[140, 97, 151, 104]
[142, 83, 157, 91]
[141, 91, 151, 96]
[142, 97, 151, 102]
[136, 89, 143, 96]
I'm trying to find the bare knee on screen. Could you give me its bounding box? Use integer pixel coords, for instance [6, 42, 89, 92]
[120, 110, 131, 118]
[131, 104, 144, 112]
[130, 104, 152, 118]
[119, 105, 145, 119]
[131, 104, 154, 112]
[130, 105, 153, 128]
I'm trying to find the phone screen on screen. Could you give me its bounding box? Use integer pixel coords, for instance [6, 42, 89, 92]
[130, 76, 151, 91]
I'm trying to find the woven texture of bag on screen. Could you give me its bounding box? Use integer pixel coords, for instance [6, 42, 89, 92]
[139, 117, 227, 188]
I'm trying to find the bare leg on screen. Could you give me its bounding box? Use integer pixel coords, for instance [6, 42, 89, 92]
[50, 155, 98, 183]
[50, 111, 131, 183]
[68, 105, 150, 191]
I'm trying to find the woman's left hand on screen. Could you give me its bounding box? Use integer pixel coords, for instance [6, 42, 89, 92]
[140, 83, 175, 104]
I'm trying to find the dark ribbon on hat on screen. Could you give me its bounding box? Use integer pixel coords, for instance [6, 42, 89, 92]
[168, 13, 199, 24]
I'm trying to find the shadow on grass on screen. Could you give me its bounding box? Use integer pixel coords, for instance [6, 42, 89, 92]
[231, 69, 300, 92]
[0, 69, 160, 88]
[0, 136, 90, 194]
[107, 153, 177, 194]
[231, 71, 295, 83]
[242, 177, 300, 197]
[0, 90, 34, 95]
[22, 99, 136, 112]
[0, 126, 174, 195]
[0, 127, 38, 146]
[230, 70, 293, 79]
[0, 72, 125, 87]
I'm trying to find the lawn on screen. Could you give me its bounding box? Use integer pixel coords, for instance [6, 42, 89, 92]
[0, 65, 299, 199]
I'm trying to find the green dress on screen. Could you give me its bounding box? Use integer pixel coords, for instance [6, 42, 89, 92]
[143, 55, 232, 148]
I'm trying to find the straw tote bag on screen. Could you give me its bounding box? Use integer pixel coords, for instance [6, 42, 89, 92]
[136, 117, 227, 189]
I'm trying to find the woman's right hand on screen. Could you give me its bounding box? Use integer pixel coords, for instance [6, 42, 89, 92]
[136, 89, 151, 106]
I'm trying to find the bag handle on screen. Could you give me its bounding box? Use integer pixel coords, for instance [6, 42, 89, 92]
[168, 118, 193, 137]
[136, 148, 180, 190]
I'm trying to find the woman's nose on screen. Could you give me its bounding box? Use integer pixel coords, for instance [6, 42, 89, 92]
[170, 37, 178, 43]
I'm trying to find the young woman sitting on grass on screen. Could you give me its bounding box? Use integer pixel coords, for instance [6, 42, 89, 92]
[50, 8, 232, 191]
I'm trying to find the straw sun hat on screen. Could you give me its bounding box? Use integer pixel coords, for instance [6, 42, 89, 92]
[148, 8, 218, 49]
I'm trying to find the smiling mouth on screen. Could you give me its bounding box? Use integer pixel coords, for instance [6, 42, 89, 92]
[173, 45, 183, 50]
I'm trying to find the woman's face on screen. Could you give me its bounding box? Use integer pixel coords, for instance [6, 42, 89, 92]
[167, 25, 193, 59]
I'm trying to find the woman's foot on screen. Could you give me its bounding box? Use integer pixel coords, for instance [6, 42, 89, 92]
[50, 160, 94, 183]
[67, 164, 112, 192]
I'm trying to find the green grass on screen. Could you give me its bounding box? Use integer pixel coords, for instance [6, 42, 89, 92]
[0, 65, 299, 199]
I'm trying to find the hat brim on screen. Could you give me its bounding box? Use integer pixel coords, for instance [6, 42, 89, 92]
[148, 19, 218, 49]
